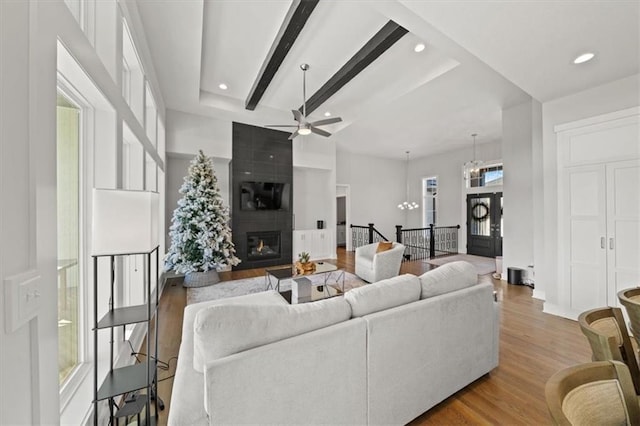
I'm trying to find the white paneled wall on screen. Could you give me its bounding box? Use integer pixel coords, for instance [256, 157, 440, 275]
[0, 1, 167, 424]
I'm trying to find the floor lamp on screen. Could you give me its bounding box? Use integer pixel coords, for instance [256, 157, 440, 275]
[91, 188, 161, 424]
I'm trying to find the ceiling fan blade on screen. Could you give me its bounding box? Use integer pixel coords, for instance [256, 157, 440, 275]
[310, 117, 342, 126]
[310, 125, 331, 137]
[288, 130, 300, 140]
[292, 109, 303, 122]
[265, 124, 298, 128]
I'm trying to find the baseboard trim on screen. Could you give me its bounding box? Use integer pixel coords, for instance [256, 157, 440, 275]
[532, 289, 545, 301]
[543, 302, 579, 321]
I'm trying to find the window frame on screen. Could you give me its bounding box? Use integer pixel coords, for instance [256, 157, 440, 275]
[466, 162, 504, 189]
[422, 176, 438, 228]
[56, 76, 92, 411]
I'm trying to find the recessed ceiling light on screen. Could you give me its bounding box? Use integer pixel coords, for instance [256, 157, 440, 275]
[573, 52, 595, 64]
[414, 43, 425, 53]
[324, 111, 331, 117]
[218, 83, 228, 90]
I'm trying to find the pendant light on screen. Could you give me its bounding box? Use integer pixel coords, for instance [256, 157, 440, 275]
[464, 133, 484, 181]
[398, 151, 419, 210]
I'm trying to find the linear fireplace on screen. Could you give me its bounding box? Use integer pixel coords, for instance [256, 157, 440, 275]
[231, 122, 293, 270]
[247, 231, 281, 261]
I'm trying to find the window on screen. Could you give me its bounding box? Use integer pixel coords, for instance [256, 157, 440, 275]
[145, 153, 157, 192]
[122, 20, 145, 123]
[122, 57, 131, 105]
[122, 125, 146, 338]
[467, 164, 503, 188]
[58, 42, 118, 418]
[56, 90, 82, 385]
[145, 83, 157, 147]
[122, 123, 144, 190]
[423, 177, 437, 226]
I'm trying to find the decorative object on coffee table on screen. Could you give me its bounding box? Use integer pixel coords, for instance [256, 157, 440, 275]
[164, 150, 240, 287]
[295, 251, 315, 274]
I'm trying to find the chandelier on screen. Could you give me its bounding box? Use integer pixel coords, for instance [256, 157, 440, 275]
[398, 151, 419, 210]
[464, 133, 484, 181]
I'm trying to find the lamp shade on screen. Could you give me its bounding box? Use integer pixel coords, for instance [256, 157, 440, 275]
[92, 188, 159, 256]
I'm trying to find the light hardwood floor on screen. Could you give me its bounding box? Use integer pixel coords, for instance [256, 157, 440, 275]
[149, 248, 591, 425]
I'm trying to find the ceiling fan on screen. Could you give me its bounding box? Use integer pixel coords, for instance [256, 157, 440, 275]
[266, 64, 342, 140]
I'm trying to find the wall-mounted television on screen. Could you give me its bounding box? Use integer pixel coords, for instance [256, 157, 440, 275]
[240, 181, 291, 211]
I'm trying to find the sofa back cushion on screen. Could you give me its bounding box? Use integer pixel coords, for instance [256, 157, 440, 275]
[419, 261, 477, 299]
[193, 296, 351, 373]
[344, 274, 421, 317]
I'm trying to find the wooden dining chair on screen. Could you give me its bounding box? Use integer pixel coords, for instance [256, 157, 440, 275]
[578, 306, 640, 395]
[618, 287, 640, 348]
[545, 360, 640, 426]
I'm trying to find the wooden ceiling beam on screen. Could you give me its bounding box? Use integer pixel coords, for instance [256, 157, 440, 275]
[299, 20, 408, 116]
[245, 0, 319, 111]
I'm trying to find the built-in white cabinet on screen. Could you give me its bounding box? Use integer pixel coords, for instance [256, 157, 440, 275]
[556, 108, 640, 319]
[293, 229, 333, 261]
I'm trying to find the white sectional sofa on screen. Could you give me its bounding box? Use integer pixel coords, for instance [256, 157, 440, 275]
[168, 261, 499, 425]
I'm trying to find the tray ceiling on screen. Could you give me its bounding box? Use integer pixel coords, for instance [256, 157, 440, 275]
[136, 0, 639, 159]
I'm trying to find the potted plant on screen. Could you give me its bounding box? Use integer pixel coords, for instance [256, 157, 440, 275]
[164, 150, 240, 287]
[295, 251, 315, 274]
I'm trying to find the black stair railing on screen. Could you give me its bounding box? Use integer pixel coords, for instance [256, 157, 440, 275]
[395, 224, 460, 261]
[351, 223, 460, 260]
[350, 223, 389, 250]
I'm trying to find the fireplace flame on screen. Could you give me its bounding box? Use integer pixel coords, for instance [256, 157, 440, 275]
[257, 240, 264, 253]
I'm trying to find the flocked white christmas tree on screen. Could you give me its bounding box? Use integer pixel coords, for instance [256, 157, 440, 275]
[165, 150, 240, 274]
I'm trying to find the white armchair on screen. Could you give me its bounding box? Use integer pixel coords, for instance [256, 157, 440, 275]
[355, 242, 405, 283]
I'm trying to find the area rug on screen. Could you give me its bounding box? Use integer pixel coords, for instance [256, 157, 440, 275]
[187, 271, 365, 305]
[425, 254, 496, 276]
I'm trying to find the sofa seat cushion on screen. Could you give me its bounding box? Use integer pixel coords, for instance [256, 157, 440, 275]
[419, 261, 477, 299]
[345, 274, 421, 318]
[193, 296, 351, 372]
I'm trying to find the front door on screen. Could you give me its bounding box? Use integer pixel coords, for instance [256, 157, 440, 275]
[467, 192, 502, 257]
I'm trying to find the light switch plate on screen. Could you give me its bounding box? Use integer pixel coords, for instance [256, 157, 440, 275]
[4, 269, 41, 333]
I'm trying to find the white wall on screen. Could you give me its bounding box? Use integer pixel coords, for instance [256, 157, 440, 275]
[501, 99, 540, 280]
[406, 141, 502, 253]
[0, 1, 166, 424]
[1, 3, 41, 424]
[539, 73, 640, 312]
[293, 136, 337, 256]
[336, 150, 406, 240]
[293, 167, 333, 230]
[293, 135, 335, 170]
[166, 109, 231, 159]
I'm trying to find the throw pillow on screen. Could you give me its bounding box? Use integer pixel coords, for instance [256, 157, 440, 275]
[376, 241, 393, 253]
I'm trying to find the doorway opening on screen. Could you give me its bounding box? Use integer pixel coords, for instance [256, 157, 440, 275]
[336, 184, 351, 251]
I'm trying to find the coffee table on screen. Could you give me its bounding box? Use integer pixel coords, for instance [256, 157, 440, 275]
[265, 262, 345, 304]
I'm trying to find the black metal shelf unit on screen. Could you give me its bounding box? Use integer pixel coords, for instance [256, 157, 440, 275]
[92, 246, 160, 425]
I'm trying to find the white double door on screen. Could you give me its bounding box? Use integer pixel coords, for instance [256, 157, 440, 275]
[564, 159, 640, 312]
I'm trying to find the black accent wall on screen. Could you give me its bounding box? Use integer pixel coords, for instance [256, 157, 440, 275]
[231, 122, 293, 270]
